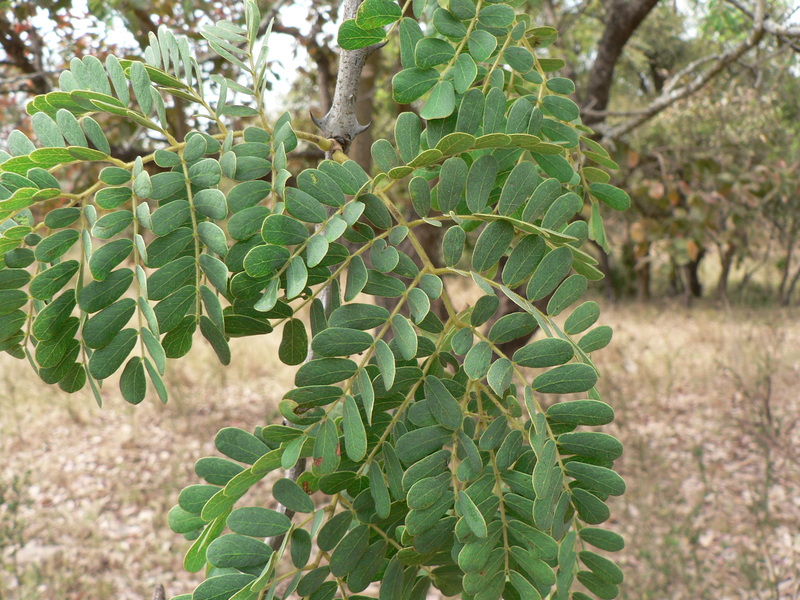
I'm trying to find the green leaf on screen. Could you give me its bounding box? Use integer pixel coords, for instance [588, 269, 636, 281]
[437, 157, 468, 212]
[546, 400, 614, 426]
[407, 288, 430, 324]
[425, 375, 463, 430]
[396, 426, 453, 464]
[513, 338, 573, 368]
[394, 112, 421, 164]
[228, 507, 291, 537]
[338, 19, 385, 50]
[567, 463, 626, 497]
[295, 357, 358, 386]
[579, 325, 613, 353]
[119, 356, 147, 404]
[487, 358, 513, 395]
[415, 38, 455, 69]
[468, 30, 497, 62]
[297, 169, 345, 207]
[558, 431, 622, 461]
[273, 477, 314, 513]
[313, 418, 340, 475]
[243, 244, 290, 278]
[329, 303, 389, 330]
[151, 200, 190, 237]
[499, 161, 539, 216]
[524, 178, 563, 222]
[375, 338, 396, 389]
[407, 472, 449, 510]
[311, 327, 372, 357]
[88, 328, 137, 380]
[470, 294, 499, 327]
[207, 533, 272, 568]
[87, 240, 132, 282]
[505, 47, 534, 73]
[215, 427, 269, 464]
[95, 186, 132, 209]
[227, 180, 270, 213]
[193, 574, 256, 600]
[285, 187, 326, 224]
[579, 528, 625, 552]
[571, 489, 611, 525]
[456, 490, 487, 538]
[564, 301, 600, 335]
[465, 155, 498, 213]
[279, 318, 308, 365]
[130, 61, 153, 115]
[291, 528, 312, 568]
[420, 80, 455, 120]
[531, 152, 574, 183]
[369, 461, 391, 518]
[34, 229, 79, 263]
[453, 53, 478, 94]
[79, 268, 134, 313]
[392, 315, 417, 360]
[433, 8, 467, 38]
[533, 363, 597, 394]
[478, 4, 515, 27]
[472, 220, 513, 273]
[526, 247, 572, 301]
[285, 256, 308, 299]
[547, 274, 587, 316]
[541, 192, 582, 231]
[262, 214, 308, 246]
[464, 340, 491, 380]
[330, 523, 370, 577]
[342, 394, 367, 461]
[357, 0, 402, 28]
[196, 221, 227, 257]
[502, 235, 546, 288]
[588, 182, 629, 212]
[441, 225, 466, 267]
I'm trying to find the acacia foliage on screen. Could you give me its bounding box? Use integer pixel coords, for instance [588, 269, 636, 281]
[0, 1, 629, 598]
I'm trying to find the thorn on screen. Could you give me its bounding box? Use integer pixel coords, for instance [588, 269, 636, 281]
[353, 121, 371, 136]
[365, 40, 389, 57]
[310, 111, 325, 130]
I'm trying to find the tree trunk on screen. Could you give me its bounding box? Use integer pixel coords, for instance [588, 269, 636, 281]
[349, 51, 381, 172]
[635, 242, 651, 300]
[716, 243, 736, 302]
[582, 0, 662, 123]
[683, 247, 705, 303]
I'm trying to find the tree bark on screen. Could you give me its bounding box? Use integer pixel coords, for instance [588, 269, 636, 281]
[311, 1, 383, 153]
[582, 0, 661, 125]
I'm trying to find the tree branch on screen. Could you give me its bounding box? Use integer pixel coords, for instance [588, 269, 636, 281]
[599, 0, 767, 140]
[582, 0, 661, 125]
[311, 0, 384, 153]
[0, 14, 50, 94]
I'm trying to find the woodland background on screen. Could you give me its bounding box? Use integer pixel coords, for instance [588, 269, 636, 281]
[0, 0, 799, 598]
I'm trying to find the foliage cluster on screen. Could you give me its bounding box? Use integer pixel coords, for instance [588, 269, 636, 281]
[0, 1, 627, 598]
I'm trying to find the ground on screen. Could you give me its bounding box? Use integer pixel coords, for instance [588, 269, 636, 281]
[1, 300, 798, 599]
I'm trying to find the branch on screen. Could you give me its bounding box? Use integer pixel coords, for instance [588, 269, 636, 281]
[310, 0, 384, 152]
[582, 0, 661, 125]
[0, 15, 50, 94]
[599, 0, 767, 140]
[726, 0, 800, 51]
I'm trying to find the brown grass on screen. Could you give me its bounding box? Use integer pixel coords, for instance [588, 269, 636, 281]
[1, 301, 799, 599]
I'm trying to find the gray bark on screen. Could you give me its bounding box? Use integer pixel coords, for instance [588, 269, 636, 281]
[311, 0, 384, 153]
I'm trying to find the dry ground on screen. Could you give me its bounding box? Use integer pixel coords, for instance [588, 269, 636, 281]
[1, 301, 799, 600]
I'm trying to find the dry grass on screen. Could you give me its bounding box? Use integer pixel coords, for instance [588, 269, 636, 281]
[1, 301, 799, 599]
